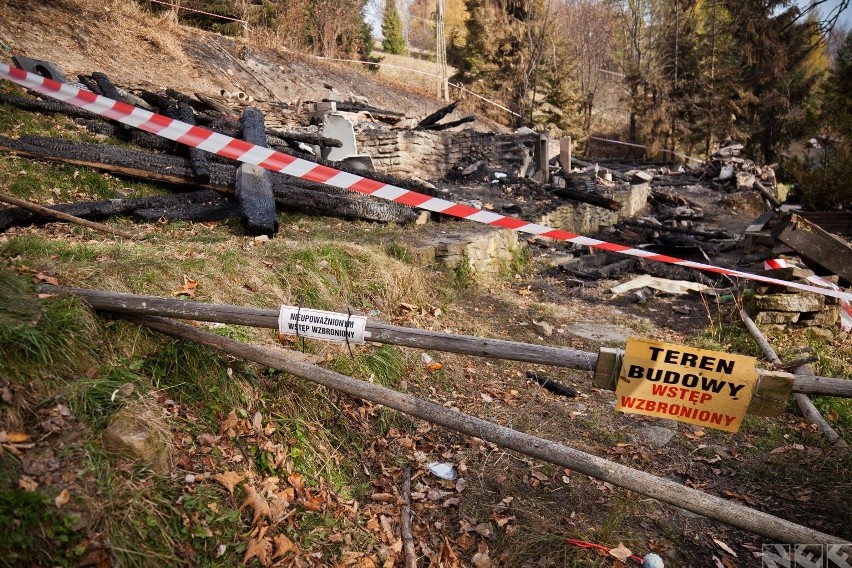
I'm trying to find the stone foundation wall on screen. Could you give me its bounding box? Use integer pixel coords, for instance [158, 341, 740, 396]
[356, 129, 516, 180]
[536, 182, 650, 235]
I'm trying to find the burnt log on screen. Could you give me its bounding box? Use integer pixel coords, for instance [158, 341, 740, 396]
[331, 100, 405, 120]
[175, 101, 211, 184]
[0, 136, 417, 225]
[137, 90, 178, 114]
[266, 127, 342, 148]
[416, 101, 459, 129]
[78, 76, 101, 95]
[75, 119, 178, 153]
[0, 190, 225, 231]
[133, 203, 240, 223]
[422, 115, 476, 131]
[0, 92, 100, 120]
[550, 184, 621, 211]
[90, 72, 125, 103]
[236, 107, 278, 237]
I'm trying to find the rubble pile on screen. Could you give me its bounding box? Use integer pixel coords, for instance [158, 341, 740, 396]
[750, 264, 842, 335]
[702, 142, 778, 194]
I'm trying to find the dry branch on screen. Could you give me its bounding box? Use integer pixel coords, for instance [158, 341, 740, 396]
[400, 466, 417, 568]
[121, 314, 847, 545]
[0, 193, 139, 240]
[739, 308, 849, 453]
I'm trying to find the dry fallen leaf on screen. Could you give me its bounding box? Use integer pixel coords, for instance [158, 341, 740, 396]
[33, 272, 59, 286]
[243, 536, 273, 567]
[241, 486, 271, 525]
[437, 536, 461, 568]
[608, 543, 633, 561]
[220, 410, 238, 433]
[7, 432, 31, 444]
[712, 538, 738, 558]
[472, 544, 492, 568]
[18, 475, 38, 492]
[54, 488, 70, 508]
[426, 362, 444, 371]
[213, 471, 244, 495]
[173, 274, 199, 298]
[273, 534, 297, 559]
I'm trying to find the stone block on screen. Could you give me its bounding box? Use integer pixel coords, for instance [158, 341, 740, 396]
[753, 293, 825, 313]
[798, 306, 840, 327]
[754, 311, 800, 324]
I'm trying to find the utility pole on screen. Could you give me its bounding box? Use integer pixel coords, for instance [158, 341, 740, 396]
[436, 0, 449, 101]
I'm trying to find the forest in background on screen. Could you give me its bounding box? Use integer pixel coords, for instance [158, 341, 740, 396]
[143, 0, 851, 207]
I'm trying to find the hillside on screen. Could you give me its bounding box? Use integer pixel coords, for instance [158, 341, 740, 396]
[0, 1, 851, 568]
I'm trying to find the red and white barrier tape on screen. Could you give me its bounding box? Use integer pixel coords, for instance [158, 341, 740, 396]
[764, 259, 852, 331]
[2, 64, 851, 303]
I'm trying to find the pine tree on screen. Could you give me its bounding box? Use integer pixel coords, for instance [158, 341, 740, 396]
[381, 0, 406, 54]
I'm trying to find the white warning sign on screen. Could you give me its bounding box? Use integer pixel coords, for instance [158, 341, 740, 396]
[278, 306, 367, 344]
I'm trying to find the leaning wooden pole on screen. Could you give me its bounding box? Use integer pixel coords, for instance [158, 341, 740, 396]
[0, 193, 140, 240]
[40, 285, 597, 371]
[39, 285, 852, 398]
[739, 308, 849, 453]
[123, 314, 846, 545]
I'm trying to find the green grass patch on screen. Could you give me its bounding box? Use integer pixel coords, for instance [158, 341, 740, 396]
[330, 345, 406, 387]
[0, 269, 98, 383]
[0, 489, 85, 567]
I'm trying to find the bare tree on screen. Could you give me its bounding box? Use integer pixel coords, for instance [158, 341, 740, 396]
[558, 0, 618, 132]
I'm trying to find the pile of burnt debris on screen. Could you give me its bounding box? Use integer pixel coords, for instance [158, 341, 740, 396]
[0, 56, 630, 238]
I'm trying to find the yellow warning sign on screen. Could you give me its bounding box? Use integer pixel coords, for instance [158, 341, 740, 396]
[615, 337, 758, 432]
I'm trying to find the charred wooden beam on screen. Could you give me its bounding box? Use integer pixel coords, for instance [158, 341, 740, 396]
[331, 100, 405, 119]
[74, 119, 178, 153]
[133, 203, 240, 223]
[550, 184, 621, 211]
[90, 72, 125, 103]
[772, 213, 852, 283]
[266, 127, 342, 148]
[416, 100, 459, 129]
[0, 92, 100, 120]
[78, 76, 101, 95]
[0, 190, 225, 231]
[0, 135, 418, 224]
[422, 115, 476, 131]
[136, 90, 177, 114]
[237, 107, 278, 237]
[175, 101, 211, 184]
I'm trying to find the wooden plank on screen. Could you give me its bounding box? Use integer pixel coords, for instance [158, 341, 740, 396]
[593, 347, 621, 389]
[128, 313, 848, 545]
[748, 371, 795, 417]
[745, 211, 774, 234]
[799, 211, 852, 237]
[772, 213, 852, 283]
